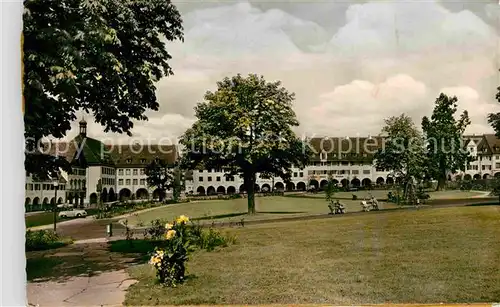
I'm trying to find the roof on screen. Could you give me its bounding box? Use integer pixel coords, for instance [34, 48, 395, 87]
[307, 136, 386, 161]
[108, 144, 178, 167]
[480, 134, 500, 155]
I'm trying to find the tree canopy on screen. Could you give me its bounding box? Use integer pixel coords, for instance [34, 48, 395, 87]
[145, 158, 174, 202]
[179, 74, 312, 213]
[487, 69, 500, 137]
[375, 114, 426, 190]
[422, 93, 471, 191]
[23, 0, 183, 178]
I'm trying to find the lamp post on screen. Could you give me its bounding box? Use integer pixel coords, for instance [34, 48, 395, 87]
[52, 176, 59, 233]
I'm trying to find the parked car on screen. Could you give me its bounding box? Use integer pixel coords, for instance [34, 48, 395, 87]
[56, 203, 72, 209]
[58, 209, 87, 218]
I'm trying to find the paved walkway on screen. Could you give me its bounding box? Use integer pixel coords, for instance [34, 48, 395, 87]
[27, 270, 136, 307]
[27, 241, 139, 307]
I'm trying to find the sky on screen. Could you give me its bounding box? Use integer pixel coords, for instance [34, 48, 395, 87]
[69, 0, 500, 144]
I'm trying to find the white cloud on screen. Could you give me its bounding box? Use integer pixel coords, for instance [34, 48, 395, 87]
[67, 1, 500, 142]
[302, 74, 428, 136]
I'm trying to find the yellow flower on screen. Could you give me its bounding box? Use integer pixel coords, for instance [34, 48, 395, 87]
[176, 215, 189, 224]
[165, 223, 173, 230]
[149, 256, 160, 265]
[165, 229, 177, 240]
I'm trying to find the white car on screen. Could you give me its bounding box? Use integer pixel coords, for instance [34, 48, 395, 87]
[58, 209, 87, 218]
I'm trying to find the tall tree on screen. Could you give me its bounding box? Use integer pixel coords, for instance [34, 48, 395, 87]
[487, 69, 500, 136]
[375, 114, 426, 200]
[145, 159, 174, 202]
[179, 74, 312, 214]
[23, 0, 183, 178]
[422, 93, 471, 191]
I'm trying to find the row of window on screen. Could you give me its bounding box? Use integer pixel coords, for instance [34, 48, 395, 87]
[118, 178, 146, 186]
[319, 152, 370, 160]
[198, 176, 235, 182]
[117, 168, 146, 176]
[307, 169, 371, 176]
[102, 167, 115, 175]
[72, 168, 86, 176]
[26, 184, 67, 191]
[102, 177, 116, 185]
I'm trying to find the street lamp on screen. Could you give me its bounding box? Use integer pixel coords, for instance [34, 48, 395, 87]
[52, 175, 59, 233]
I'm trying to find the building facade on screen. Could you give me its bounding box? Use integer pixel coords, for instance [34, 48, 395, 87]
[25, 125, 500, 207]
[24, 120, 178, 208]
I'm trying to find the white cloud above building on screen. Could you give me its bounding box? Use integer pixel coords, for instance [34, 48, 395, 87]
[73, 0, 500, 144]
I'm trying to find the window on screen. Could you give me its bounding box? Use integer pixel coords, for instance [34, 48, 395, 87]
[140, 169, 145, 175]
[363, 170, 371, 175]
[126, 159, 132, 164]
[216, 176, 221, 182]
[323, 170, 327, 174]
[208, 169, 212, 173]
[119, 169, 124, 175]
[35, 184, 40, 190]
[496, 163, 500, 169]
[126, 179, 131, 185]
[199, 177, 203, 182]
[352, 170, 359, 175]
[299, 172, 303, 177]
[133, 169, 138, 175]
[208, 177, 212, 182]
[497, 156, 500, 160]
[141, 159, 147, 164]
[126, 169, 131, 175]
[119, 179, 123, 185]
[293, 172, 298, 177]
[133, 179, 138, 185]
[320, 152, 327, 161]
[140, 179, 146, 185]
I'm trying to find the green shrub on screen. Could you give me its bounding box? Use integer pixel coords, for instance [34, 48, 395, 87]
[143, 219, 167, 240]
[352, 194, 358, 201]
[26, 230, 72, 251]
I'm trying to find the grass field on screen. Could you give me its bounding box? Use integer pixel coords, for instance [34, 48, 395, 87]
[125, 205, 500, 305]
[296, 190, 487, 200]
[125, 196, 397, 226]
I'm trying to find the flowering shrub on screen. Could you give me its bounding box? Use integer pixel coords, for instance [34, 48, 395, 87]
[149, 215, 194, 286]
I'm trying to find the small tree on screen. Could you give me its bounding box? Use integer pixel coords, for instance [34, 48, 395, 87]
[324, 176, 339, 207]
[375, 114, 426, 202]
[145, 159, 173, 202]
[422, 93, 471, 191]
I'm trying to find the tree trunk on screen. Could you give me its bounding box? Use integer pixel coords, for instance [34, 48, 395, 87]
[436, 175, 446, 191]
[246, 173, 256, 214]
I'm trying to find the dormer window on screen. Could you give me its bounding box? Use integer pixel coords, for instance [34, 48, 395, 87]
[126, 159, 132, 164]
[320, 152, 327, 161]
[141, 159, 146, 164]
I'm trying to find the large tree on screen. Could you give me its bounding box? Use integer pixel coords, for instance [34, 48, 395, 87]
[422, 93, 471, 191]
[179, 74, 312, 214]
[375, 114, 426, 200]
[487, 70, 500, 136]
[23, 0, 183, 178]
[145, 159, 174, 202]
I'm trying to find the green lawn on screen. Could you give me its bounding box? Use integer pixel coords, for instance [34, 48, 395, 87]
[125, 205, 500, 305]
[295, 189, 487, 200]
[126, 196, 396, 226]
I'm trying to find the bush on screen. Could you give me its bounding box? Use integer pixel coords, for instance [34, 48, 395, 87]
[26, 230, 72, 251]
[143, 219, 167, 241]
[352, 194, 358, 201]
[148, 215, 194, 286]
